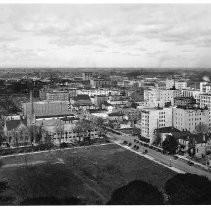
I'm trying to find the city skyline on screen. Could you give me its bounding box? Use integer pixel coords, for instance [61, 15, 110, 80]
[1, 4, 211, 68]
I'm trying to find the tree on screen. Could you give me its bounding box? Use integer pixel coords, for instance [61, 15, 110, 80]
[10, 130, 19, 148]
[187, 146, 196, 158]
[73, 119, 93, 143]
[165, 173, 211, 204]
[153, 130, 162, 146]
[195, 122, 209, 134]
[131, 102, 138, 109]
[162, 135, 178, 154]
[55, 120, 64, 145]
[132, 127, 141, 136]
[0, 133, 6, 147]
[107, 180, 164, 205]
[27, 124, 45, 145]
[93, 117, 106, 137]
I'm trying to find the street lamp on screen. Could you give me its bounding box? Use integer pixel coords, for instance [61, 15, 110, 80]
[169, 158, 172, 167]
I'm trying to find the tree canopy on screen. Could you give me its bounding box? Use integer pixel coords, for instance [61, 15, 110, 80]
[195, 122, 209, 134]
[107, 180, 163, 205]
[162, 135, 178, 154]
[165, 173, 211, 205]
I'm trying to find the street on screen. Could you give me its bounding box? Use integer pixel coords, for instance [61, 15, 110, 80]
[107, 132, 211, 180]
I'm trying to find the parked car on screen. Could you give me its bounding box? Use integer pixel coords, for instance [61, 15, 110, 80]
[187, 161, 194, 166]
[173, 155, 179, 160]
[143, 149, 148, 154]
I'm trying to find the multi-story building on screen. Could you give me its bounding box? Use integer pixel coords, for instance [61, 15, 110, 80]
[139, 107, 173, 143]
[91, 95, 109, 107]
[144, 89, 181, 107]
[173, 106, 209, 133]
[39, 88, 76, 101]
[36, 117, 99, 145]
[174, 97, 196, 107]
[82, 72, 93, 81]
[22, 101, 71, 118]
[199, 93, 211, 128]
[90, 79, 112, 88]
[76, 88, 120, 97]
[46, 91, 69, 101]
[199, 81, 211, 94]
[181, 89, 201, 103]
[166, 79, 187, 90]
[199, 82, 211, 93]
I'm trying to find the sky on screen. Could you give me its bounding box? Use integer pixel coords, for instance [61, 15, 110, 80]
[0, 4, 211, 68]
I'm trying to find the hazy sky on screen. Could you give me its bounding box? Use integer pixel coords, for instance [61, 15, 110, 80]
[0, 4, 211, 68]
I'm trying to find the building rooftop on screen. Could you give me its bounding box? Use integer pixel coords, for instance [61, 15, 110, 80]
[103, 101, 113, 106]
[176, 105, 208, 111]
[5, 119, 27, 131]
[36, 114, 74, 119]
[60, 116, 80, 121]
[73, 94, 91, 101]
[174, 96, 195, 100]
[155, 126, 180, 133]
[108, 112, 124, 117]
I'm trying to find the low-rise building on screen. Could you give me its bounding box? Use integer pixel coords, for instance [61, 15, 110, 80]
[107, 112, 125, 121]
[23, 101, 71, 118]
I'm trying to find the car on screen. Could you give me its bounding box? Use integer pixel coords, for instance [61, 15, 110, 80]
[143, 149, 148, 154]
[173, 155, 179, 160]
[187, 161, 194, 166]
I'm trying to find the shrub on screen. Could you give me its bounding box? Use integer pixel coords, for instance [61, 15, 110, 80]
[60, 142, 68, 148]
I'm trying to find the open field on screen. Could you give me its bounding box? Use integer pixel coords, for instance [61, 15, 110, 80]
[0, 143, 176, 204]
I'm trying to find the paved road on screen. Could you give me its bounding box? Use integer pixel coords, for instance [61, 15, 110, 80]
[107, 132, 211, 180]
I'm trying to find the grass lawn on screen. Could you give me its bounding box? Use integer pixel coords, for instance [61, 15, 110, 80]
[0, 143, 176, 205]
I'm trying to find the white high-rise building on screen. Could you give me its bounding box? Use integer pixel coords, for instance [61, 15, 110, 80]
[139, 107, 173, 143]
[181, 89, 201, 103]
[200, 82, 211, 93]
[144, 89, 181, 107]
[173, 106, 209, 133]
[199, 93, 211, 128]
[166, 79, 187, 90]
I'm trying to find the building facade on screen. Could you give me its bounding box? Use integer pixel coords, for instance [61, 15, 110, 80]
[22, 101, 71, 118]
[173, 106, 209, 133]
[46, 91, 69, 101]
[166, 79, 187, 90]
[144, 89, 181, 107]
[174, 97, 196, 107]
[139, 107, 173, 143]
